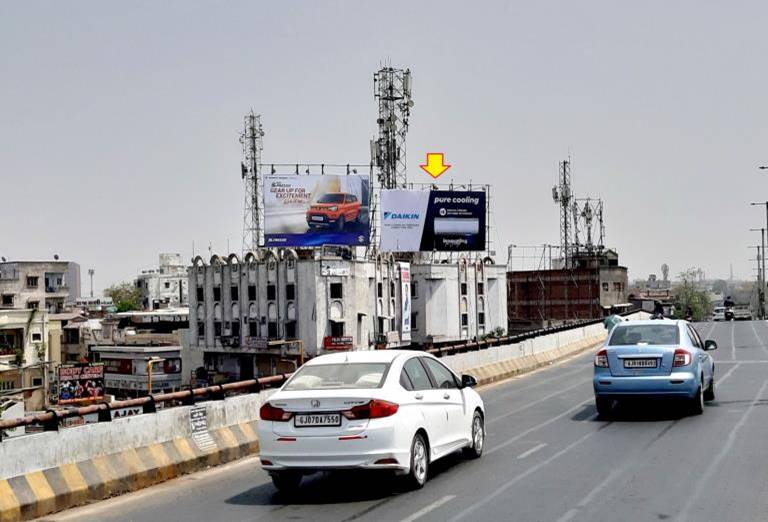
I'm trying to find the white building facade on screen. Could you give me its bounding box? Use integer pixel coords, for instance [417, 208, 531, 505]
[136, 253, 189, 310]
[188, 250, 507, 381]
[0, 260, 81, 313]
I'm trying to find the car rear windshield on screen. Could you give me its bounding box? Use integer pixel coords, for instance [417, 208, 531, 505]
[609, 324, 679, 346]
[317, 194, 346, 203]
[283, 363, 389, 391]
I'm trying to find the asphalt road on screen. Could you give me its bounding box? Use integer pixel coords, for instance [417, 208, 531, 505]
[47, 320, 768, 522]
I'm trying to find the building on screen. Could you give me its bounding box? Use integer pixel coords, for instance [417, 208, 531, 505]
[410, 260, 507, 345]
[0, 260, 81, 313]
[507, 250, 629, 330]
[0, 308, 58, 410]
[136, 253, 189, 310]
[188, 250, 508, 382]
[91, 345, 183, 398]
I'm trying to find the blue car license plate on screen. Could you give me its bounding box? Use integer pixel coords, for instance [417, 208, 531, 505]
[624, 359, 657, 369]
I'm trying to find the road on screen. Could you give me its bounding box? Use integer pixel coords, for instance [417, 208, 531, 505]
[47, 320, 768, 522]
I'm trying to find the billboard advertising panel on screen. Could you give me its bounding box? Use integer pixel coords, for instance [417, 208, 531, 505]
[381, 190, 486, 251]
[58, 363, 105, 404]
[264, 174, 370, 247]
[399, 262, 411, 342]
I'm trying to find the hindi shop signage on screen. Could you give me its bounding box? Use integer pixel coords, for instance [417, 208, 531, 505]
[323, 336, 354, 350]
[58, 363, 105, 405]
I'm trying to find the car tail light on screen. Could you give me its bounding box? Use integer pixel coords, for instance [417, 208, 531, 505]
[342, 399, 399, 420]
[673, 348, 692, 367]
[594, 349, 609, 368]
[259, 403, 293, 421]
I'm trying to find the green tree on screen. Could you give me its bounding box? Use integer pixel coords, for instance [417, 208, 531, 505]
[104, 281, 143, 312]
[675, 267, 712, 321]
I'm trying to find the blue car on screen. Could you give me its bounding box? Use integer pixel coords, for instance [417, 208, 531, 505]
[593, 319, 717, 417]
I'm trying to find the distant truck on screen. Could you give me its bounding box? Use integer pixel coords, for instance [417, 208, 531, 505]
[733, 304, 753, 321]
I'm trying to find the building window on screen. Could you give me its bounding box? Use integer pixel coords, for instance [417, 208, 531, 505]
[286, 284, 296, 301]
[391, 318, 396, 331]
[267, 285, 276, 301]
[390, 281, 396, 297]
[268, 322, 278, 338]
[330, 283, 343, 299]
[1, 294, 12, 307]
[478, 312, 486, 326]
[231, 321, 240, 338]
[411, 281, 418, 299]
[230, 286, 239, 301]
[602, 282, 609, 291]
[460, 282, 468, 296]
[26, 276, 39, 288]
[330, 321, 345, 337]
[461, 313, 469, 327]
[214, 321, 222, 337]
[0, 381, 13, 391]
[248, 285, 256, 300]
[197, 322, 205, 337]
[378, 317, 385, 333]
[27, 301, 39, 310]
[32, 377, 43, 387]
[285, 321, 297, 338]
[31, 332, 42, 342]
[164, 281, 170, 289]
[377, 282, 383, 298]
[613, 282, 623, 292]
[477, 282, 485, 295]
[248, 320, 259, 337]
[411, 312, 418, 330]
[196, 287, 204, 301]
[213, 287, 222, 302]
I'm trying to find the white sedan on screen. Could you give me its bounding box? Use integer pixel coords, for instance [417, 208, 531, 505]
[258, 350, 485, 491]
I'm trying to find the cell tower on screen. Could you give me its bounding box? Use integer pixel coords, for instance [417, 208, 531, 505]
[552, 159, 573, 266]
[240, 111, 265, 253]
[574, 198, 605, 253]
[371, 66, 413, 189]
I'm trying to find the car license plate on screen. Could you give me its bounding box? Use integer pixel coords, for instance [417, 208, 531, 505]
[294, 413, 341, 427]
[624, 359, 657, 368]
[311, 216, 324, 222]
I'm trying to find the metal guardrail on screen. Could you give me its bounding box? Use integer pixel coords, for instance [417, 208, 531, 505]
[0, 373, 292, 440]
[426, 309, 641, 358]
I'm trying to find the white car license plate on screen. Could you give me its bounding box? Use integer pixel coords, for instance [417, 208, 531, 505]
[624, 359, 657, 368]
[311, 216, 324, 222]
[294, 413, 341, 427]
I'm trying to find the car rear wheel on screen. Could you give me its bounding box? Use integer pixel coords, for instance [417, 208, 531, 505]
[405, 433, 429, 489]
[689, 383, 704, 415]
[270, 471, 302, 492]
[595, 396, 613, 418]
[463, 411, 484, 459]
[704, 374, 715, 402]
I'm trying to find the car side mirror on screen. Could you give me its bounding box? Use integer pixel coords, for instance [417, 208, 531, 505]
[461, 374, 477, 388]
[704, 340, 718, 351]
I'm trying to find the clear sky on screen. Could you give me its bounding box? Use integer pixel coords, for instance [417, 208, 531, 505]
[2, 1, 768, 294]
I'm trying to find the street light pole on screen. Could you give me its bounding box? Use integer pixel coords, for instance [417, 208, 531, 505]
[750, 201, 768, 318]
[146, 357, 165, 395]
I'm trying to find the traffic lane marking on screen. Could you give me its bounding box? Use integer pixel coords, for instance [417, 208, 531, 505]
[488, 378, 589, 425]
[399, 495, 456, 522]
[516, 443, 547, 460]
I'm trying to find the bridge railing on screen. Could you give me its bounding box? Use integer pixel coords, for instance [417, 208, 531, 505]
[0, 373, 292, 440]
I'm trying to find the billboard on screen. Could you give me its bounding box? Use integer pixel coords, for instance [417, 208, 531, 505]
[380, 190, 486, 251]
[264, 174, 370, 247]
[399, 262, 411, 342]
[58, 363, 105, 404]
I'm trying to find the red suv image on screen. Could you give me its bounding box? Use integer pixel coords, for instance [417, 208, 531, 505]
[306, 193, 362, 231]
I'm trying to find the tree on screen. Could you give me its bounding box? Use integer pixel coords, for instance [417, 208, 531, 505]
[104, 281, 143, 312]
[674, 267, 712, 321]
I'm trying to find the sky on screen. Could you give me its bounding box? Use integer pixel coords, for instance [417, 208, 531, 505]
[2, 1, 768, 295]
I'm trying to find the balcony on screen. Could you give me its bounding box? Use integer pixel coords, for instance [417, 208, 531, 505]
[46, 285, 69, 294]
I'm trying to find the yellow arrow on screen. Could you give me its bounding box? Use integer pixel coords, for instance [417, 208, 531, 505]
[420, 152, 451, 179]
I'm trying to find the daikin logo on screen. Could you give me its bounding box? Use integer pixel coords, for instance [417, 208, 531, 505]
[383, 212, 420, 220]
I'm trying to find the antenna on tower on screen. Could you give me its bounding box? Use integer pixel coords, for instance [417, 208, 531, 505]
[371, 66, 413, 189]
[552, 158, 573, 267]
[240, 111, 265, 253]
